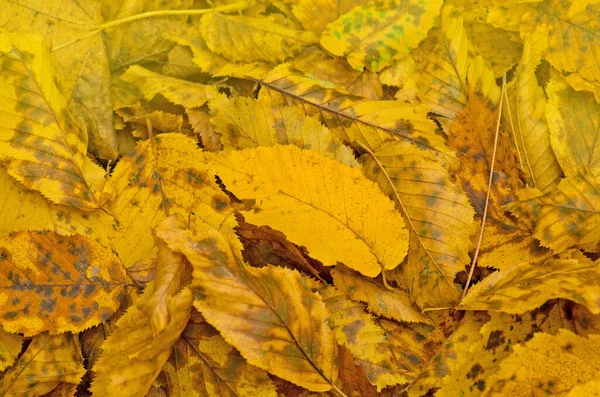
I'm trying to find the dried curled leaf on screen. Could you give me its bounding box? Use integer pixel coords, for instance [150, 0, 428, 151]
[0, 333, 85, 396]
[320, 0, 442, 72]
[157, 222, 339, 392]
[164, 311, 277, 397]
[0, 30, 107, 210]
[201, 13, 318, 63]
[212, 145, 409, 277]
[459, 259, 600, 315]
[0, 231, 125, 336]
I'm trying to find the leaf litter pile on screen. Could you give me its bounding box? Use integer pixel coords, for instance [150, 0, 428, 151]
[1, 0, 600, 396]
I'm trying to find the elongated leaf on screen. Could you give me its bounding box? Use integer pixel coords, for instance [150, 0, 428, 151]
[91, 288, 193, 397]
[332, 266, 429, 323]
[212, 145, 408, 277]
[416, 6, 500, 128]
[201, 13, 318, 63]
[360, 139, 475, 306]
[506, 28, 562, 192]
[0, 333, 85, 396]
[547, 74, 600, 179]
[157, 222, 339, 392]
[486, 329, 600, 395]
[208, 93, 356, 165]
[507, 168, 600, 253]
[321, 0, 442, 72]
[459, 259, 600, 314]
[109, 133, 237, 275]
[164, 311, 277, 397]
[0, 1, 117, 160]
[0, 30, 107, 210]
[122, 65, 219, 109]
[0, 231, 125, 336]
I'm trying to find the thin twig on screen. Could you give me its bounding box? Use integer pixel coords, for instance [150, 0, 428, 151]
[461, 75, 507, 300]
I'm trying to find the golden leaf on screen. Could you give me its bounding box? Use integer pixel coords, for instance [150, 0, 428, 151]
[0, 333, 85, 396]
[212, 145, 409, 277]
[523, 0, 600, 93]
[292, 0, 367, 33]
[108, 133, 236, 273]
[0, 231, 125, 336]
[415, 6, 500, 128]
[459, 259, 600, 314]
[0, 327, 22, 372]
[505, 28, 562, 192]
[332, 266, 430, 323]
[547, 73, 600, 179]
[91, 288, 193, 397]
[157, 224, 339, 392]
[359, 139, 475, 307]
[316, 282, 426, 390]
[0, 0, 117, 160]
[0, 30, 108, 210]
[201, 13, 318, 63]
[506, 168, 600, 253]
[164, 310, 277, 397]
[320, 0, 443, 72]
[486, 329, 600, 396]
[121, 65, 219, 109]
[208, 93, 356, 165]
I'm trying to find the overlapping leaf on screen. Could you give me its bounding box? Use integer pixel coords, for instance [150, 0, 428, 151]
[211, 145, 409, 277]
[320, 0, 443, 72]
[0, 30, 108, 210]
[157, 222, 339, 392]
[0, 231, 125, 336]
[0, 328, 22, 372]
[0, 333, 85, 396]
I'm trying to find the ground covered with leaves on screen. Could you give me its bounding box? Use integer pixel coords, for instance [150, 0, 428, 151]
[0, 0, 599, 396]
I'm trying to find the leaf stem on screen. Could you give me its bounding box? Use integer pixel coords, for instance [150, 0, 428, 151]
[461, 75, 507, 300]
[51, 1, 251, 52]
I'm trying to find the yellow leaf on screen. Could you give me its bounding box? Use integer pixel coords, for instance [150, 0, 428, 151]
[486, 329, 600, 396]
[360, 139, 475, 307]
[505, 28, 562, 192]
[0, 231, 125, 336]
[292, 0, 368, 33]
[208, 93, 357, 165]
[291, 47, 383, 99]
[164, 310, 277, 397]
[332, 266, 430, 323]
[547, 73, 600, 179]
[459, 259, 600, 314]
[0, 0, 117, 160]
[316, 281, 427, 390]
[415, 6, 500, 128]
[0, 30, 107, 210]
[91, 287, 193, 397]
[109, 133, 237, 273]
[0, 333, 85, 396]
[0, 168, 114, 244]
[524, 0, 600, 93]
[201, 13, 318, 63]
[406, 312, 490, 397]
[320, 0, 443, 72]
[157, 223, 339, 392]
[212, 145, 409, 277]
[121, 65, 219, 109]
[506, 168, 600, 253]
[0, 327, 22, 371]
